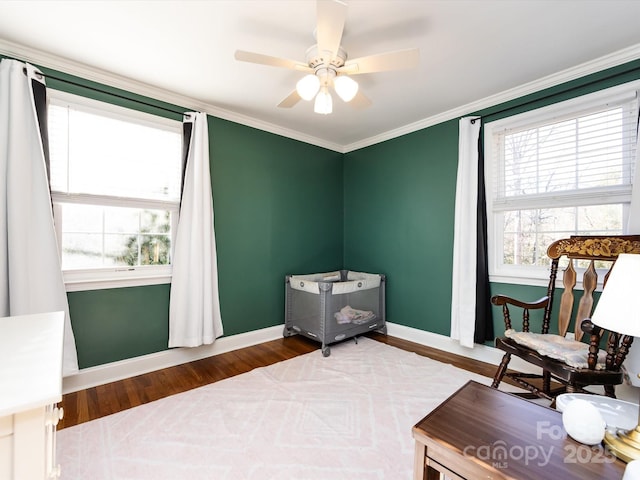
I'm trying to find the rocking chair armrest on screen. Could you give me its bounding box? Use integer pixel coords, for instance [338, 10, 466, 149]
[581, 319, 603, 337]
[491, 294, 549, 310]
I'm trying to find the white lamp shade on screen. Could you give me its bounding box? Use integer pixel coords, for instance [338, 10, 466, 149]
[296, 74, 320, 101]
[314, 88, 332, 114]
[334, 75, 359, 102]
[591, 254, 640, 338]
[623, 459, 640, 480]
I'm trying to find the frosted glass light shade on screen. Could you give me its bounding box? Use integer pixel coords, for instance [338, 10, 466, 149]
[334, 75, 359, 102]
[296, 74, 320, 101]
[314, 88, 332, 114]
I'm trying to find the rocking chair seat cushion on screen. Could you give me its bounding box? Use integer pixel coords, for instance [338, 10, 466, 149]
[504, 329, 607, 370]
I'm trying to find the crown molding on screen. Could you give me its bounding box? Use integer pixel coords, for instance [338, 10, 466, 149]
[343, 43, 640, 153]
[2, 38, 640, 154]
[0, 38, 343, 153]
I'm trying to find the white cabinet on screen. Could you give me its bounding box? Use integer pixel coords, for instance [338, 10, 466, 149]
[0, 311, 65, 480]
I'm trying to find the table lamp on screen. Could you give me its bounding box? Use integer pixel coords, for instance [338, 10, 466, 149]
[591, 253, 640, 462]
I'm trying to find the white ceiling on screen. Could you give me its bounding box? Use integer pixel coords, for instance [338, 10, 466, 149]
[1, 0, 640, 152]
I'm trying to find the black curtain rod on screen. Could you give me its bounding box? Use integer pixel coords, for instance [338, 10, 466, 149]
[24, 67, 187, 116]
[467, 62, 640, 124]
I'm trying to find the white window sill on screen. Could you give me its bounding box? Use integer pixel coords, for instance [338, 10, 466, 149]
[63, 268, 172, 292]
[489, 274, 549, 288]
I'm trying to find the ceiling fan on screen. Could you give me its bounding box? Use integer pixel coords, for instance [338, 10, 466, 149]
[234, 0, 420, 115]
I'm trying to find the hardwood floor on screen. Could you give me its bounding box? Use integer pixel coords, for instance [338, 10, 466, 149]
[58, 332, 502, 430]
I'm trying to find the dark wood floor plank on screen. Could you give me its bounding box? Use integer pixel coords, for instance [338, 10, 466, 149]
[58, 333, 495, 429]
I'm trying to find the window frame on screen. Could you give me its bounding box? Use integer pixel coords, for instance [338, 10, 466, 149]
[484, 81, 640, 287]
[48, 89, 183, 292]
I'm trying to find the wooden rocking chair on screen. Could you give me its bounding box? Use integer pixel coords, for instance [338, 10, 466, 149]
[491, 235, 640, 401]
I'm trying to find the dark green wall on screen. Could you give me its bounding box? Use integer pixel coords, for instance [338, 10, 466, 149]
[210, 118, 344, 336]
[68, 285, 171, 368]
[343, 122, 459, 335]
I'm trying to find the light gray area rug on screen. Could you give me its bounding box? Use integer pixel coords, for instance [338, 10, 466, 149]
[57, 337, 499, 479]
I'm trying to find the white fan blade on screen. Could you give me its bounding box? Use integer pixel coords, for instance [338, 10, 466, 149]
[235, 50, 312, 72]
[316, 0, 347, 62]
[339, 48, 420, 75]
[278, 90, 302, 108]
[349, 90, 372, 109]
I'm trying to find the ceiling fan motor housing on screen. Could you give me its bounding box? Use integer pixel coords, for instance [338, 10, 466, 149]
[305, 45, 347, 71]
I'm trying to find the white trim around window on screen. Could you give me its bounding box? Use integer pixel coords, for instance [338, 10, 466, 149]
[484, 80, 640, 287]
[47, 89, 183, 291]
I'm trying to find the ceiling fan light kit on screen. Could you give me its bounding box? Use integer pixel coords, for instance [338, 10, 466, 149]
[314, 87, 333, 115]
[334, 75, 358, 102]
[234, 0, 419, 115]
[296, 74, 321, 101]
[296, 61, 358, 114]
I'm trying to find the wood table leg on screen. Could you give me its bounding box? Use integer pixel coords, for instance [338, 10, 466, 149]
[426, 467, 441, 480]
[414, 442, 427, 480]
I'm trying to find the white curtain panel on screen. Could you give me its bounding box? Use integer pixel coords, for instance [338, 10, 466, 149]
[169, 112, 223, 347]
[0, 59, 78, 375]
[627, 95, 640, 233]
[450, 117, 481, 348]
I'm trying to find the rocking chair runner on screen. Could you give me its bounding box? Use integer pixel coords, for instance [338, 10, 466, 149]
[490, 235, 640, 401]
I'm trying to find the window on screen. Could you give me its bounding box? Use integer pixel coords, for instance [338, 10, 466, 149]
[484, 82, 639, 285]
[48, 90, 182, 291]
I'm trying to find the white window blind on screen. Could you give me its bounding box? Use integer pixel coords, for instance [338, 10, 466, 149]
[492, 99, 637, 210]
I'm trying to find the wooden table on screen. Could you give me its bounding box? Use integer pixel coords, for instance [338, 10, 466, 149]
[412, 380, 626, 480]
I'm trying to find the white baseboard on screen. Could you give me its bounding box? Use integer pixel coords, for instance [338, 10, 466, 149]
[385, 322, 540, 374]
[62, 321, 539, 394]
[62, 325, 284, 394]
